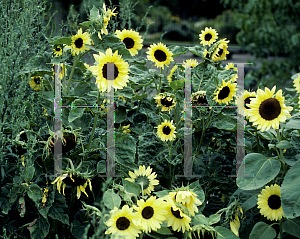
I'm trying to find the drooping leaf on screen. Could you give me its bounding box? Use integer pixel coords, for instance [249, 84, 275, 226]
[249, 221, 276, 239]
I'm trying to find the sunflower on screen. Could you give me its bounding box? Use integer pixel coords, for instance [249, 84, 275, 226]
[183, 59, 198, 69]
[51, 173, 92, 199]
[153, 93, 176, 112]
[293, 75, 300, 93]
[169, 189, 202, 216]
[225, 63, 238, 82]
[246, 86, 293, 132]
[157, 119, 177, 142]
[236, 90, 256, 116]
[146, 42, 173, 69]
[100, 3, 117, 37]
[115, 29, 143, 56]
[105, 205, 141, 239]
[163, 196, 191, 233]
[167, 65, 178, 84]
[29, 76, 44, 91]
[70, 28, 92, 56]
[192, 91, 208, 106]
[53, 45, 63, 57]
[122, 124, 131, 134]
[213, 79, 237, 105]
[199, 27, 218, 46]
[211, 39, 230, 61]
[125, 165, 159, 195]
[257, 184, 285, 221]
[203, 49, 209, 58]
[89, 48, 129, 92]
[132, 196, 167, 233]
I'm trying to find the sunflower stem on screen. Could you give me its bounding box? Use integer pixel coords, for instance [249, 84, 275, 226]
[157, 68, 163, 94]
[255, 128, 261, 151]
[279, 219, 283, 239]
[67, 54, 79, 95]
[197, 107, 213, 155]
[168, 140, 173, 189]
[87, 91, 101, 151]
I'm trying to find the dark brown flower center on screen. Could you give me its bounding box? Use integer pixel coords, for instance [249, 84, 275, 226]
[102, 64, 119, 80]
[204, 33, 212, 41]
[55, 46, 61, 51]
[63, 175, 86, 187]
[218, 48, 224, 56]
[154, 50, 167, 62]
[161, 97, 173, 107]
[197, 95, 208, 105]
[163, 126, 171, 135]
[123, 37, 134, 49]
[116, 216, 130, 230]
[34, 77, 41, 84]
[75, 38, 83, 48]
[218, 86, 230, 100]
[259, 98, 281, 120]
[171, 207, 183, 219]
[142, 206, 154, 219]
[244, 97, 255, 109]
[268, 195, 281, 210]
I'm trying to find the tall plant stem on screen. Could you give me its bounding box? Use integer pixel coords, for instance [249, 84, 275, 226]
[87, 91, 101, 151]
[197, 107, 213, 155]
[157, 68, 163, 94]
[168, 140, 173, 189]
[279, 220, 283, 239]
[66, 55, 79, 95]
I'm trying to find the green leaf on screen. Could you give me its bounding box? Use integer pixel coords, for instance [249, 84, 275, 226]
[170, 79, 184, 91]
[236, 153, 281, 190]
[74, 82, 93, 97]
[167, 153, 182, 166]
[49, 36, 72, 45]
[27, 184, 43, 204]
[115, 106, 127, 123]
[168, 45, 188, 57]
[192, 214, 209, 225]
[122, 179, 140, 196]
[115, 132, 136, 163]
[156, 226, 173, 235]
[215, 116, 237, 131]
[71, 219, 90, 239]
[21, 165, 35, 182]
[103, 189, 121, 210]
[68, 99, 87, 123]
[30, 216, 50, 239]
[48, 192, 69, 225]
[215, 226, 240, 239]
[249, 221, 276, 239]
[189, 180, 205, 203]
[282, 218, 300, 238]
[89, 5, 100, 21]
[79, 20, 93, 27]
[208, 213, 221, 225]
[276, 140, 291, 149]
[19, 197, 26, 217]
[258, 131, 274, 140]
[97, 161, 106, 174]
[188, 45, 204, 57]
[241, 195, 257, 212]
[281, 160, 300, 218]
[285, 119, 300, 130]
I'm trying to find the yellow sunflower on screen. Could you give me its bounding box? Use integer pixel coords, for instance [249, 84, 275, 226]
[211, 39, 230, 61]
[199, 27, 218, 46]
[293, 75, 300, 93]
[115, 29, 143, 56]
[100, 3, 118, 37]
[29, 76, 44, 91]
[53, 45, 63, 57]
[225, 63, 238, 82]
[163, 196, 191, 233]
[132, 196, 167, 233]
[125, 165, 159, 195]
[70, 28, 92, 56]
[236, 90, 256, 116]
[167, 65, 178, 84]
[122, 124, 131, 134]
[257, 184, 285, 221]
[89, 48, 129, 92]
[146, 42, 173, 69]
[51, 173, 92, 199]
[157, 119, 177, 142]
[105, 205, 141, 239]
[169, 189, 202, 216]
[203, 49, 209, 58]
[246, 86, 293, 132]
[213, 79, 237, 105]
[153, 93, 176, 112]
[183, 59, 198, 68]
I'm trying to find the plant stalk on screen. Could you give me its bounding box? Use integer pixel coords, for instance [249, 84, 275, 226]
[66, 55, 79, 95]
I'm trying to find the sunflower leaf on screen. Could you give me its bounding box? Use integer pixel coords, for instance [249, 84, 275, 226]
[276, 140, 291, 149]
[236, 153, 281, 190]
[282, 218, 300, 238]
[168, 45, 188, 57]
[215, 226, 240, 239]
[103, 189, 121, 210]
[249, 221, 276, 239]
[281, 160, 300, 218]
[48, 36, 72, 45]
